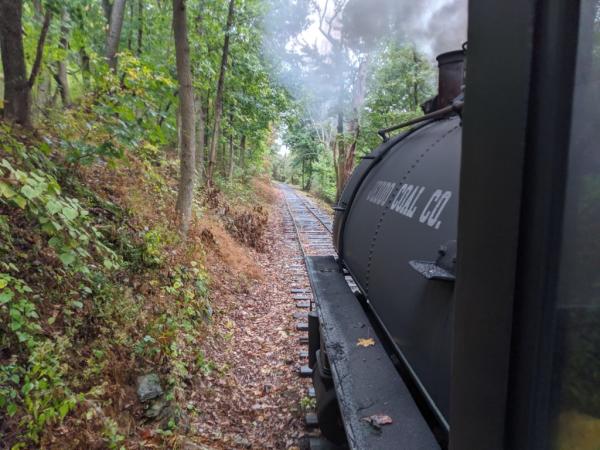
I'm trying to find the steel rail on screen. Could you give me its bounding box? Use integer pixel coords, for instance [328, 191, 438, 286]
[279, 183, 334, 255]
[296, 195, 333, 234]
[281, 184, 308, 260]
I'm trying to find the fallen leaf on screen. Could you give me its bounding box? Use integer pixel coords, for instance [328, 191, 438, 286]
[357, 338, 375, 347]
[362, 414, 393, 429]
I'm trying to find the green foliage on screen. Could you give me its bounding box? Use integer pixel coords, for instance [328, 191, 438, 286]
[162, 264, 210, 315]
[0, 273, 82, 445]
[141, 226, 178, 267]
[0, 158, 119, 273]
[17, 339, 83, 443]
[195, 351, 216, 376]
[91, 52, 177, 148]
[101, 417, 126, 450]
[300, 396, 316, 411]
[0, 274, 40, 348]
[358, 43, 435, 154]
[62, 139, 123, 166]
[0, 137, 125, 446]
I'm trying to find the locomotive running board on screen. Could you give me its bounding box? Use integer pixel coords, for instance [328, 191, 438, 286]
[305, 256, 440, 450]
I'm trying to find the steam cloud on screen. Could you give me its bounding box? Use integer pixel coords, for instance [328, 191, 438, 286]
[267, 0, 468, 59]
[264, 0, 468, 116]
[341, 0, 467, 56]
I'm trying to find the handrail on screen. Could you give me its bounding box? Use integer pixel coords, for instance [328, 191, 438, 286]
[378, 100, 464, 142]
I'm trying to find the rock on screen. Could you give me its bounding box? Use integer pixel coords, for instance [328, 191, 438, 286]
[136, 373, 163, 402]
[144, 397, 169, 419]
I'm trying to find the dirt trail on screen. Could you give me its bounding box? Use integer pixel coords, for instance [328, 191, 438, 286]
[187, 187, 312, 450]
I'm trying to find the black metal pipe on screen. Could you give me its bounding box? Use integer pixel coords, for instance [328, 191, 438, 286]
[378, 100, 464, 142]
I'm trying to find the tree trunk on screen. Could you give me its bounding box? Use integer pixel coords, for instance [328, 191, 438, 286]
[29, 9, 52, 89]
[195, 95, 205, 183]
[176, 104, 182, 154]
[172, 0, 196, 236]
[137, 0, 144, 55]
[206, 0, 235, 186]
[32, 0, 48, 112]
[56, 8, 71, 107]
[127, 0, 134, 50]
[102, 0, 112, 24]
[32, 0, 42, 15]
[220, 140, 226, 175]
[80, 48, 91, 87]
[106, 0, 127, 71]
[240, 135, 246, 171]
[0, 0, 50, 127]
[334, 58, 368, 201]
[0, 0, 29, 126]
[37, 74, 51, 110]
[333, 111, 343, 199]
[228, 130, 234, 180]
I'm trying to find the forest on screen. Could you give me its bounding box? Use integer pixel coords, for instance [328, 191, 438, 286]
[0, 0, 439, 448]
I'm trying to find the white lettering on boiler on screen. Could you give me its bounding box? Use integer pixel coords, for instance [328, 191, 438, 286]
[419, 189, 452, 229]
[366, 181, 396, 206]
[391, 184, 425, 219]
[366, 180, 452, 230]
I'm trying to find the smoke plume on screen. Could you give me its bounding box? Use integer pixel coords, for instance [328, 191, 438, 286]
[263, 0, 468, 117]
[341, 0, 467, 56]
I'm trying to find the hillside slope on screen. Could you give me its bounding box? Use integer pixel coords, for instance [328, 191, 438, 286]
[0, 121, 302, 449]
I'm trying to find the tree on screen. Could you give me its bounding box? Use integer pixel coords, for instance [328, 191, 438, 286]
[0, 0, 51, 127]
[137, 0, 144, 55]
[311, 0, 369, 200]
[173, 0, 196, 236]
[206, 0, 235, 186]
[106, 0, 127, 71]
[55, 7, 71, 107]
[358, 43, 435, 153]
[195, 95, 206, 183]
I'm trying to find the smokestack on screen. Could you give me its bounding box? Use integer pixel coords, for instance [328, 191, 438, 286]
[436, 49, 465, 108]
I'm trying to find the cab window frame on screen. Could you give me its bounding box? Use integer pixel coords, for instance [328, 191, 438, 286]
[451, 0, 582, 449]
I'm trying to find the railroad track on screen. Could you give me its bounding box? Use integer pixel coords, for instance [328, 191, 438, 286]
[278, 183, 361, 448]
[276, 183, 339, 445]
[279, 183, 335, 257]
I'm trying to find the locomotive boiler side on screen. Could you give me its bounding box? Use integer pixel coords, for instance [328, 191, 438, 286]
[332, 49, 465, 430]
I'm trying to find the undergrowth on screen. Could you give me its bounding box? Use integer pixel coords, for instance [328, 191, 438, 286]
[0, 109, 270, 448]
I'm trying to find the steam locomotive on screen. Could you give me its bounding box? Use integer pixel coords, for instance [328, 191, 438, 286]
[306, 48, 465, 449]
[305, 1, 600, 448]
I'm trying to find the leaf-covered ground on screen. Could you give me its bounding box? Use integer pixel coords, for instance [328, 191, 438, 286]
[183, 186, 311, 450]
[0, 123, 316, 449]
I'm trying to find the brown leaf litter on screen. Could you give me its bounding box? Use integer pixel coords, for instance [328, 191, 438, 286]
[181, 186, 313, 450]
